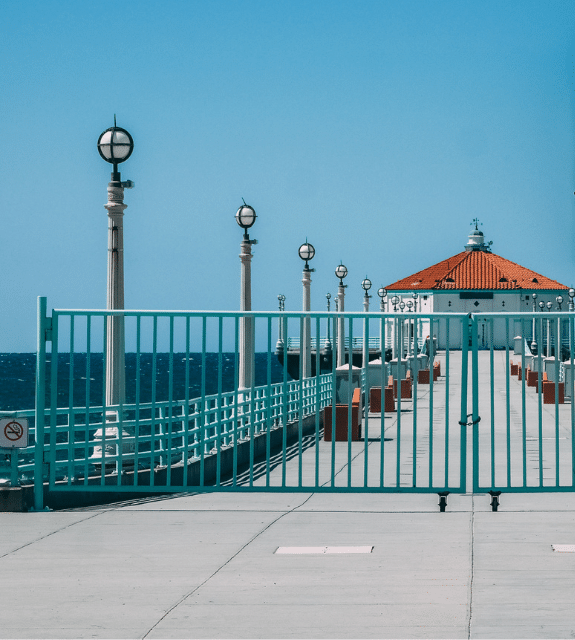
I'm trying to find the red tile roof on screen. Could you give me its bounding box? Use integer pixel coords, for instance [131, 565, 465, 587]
[385, 250, 567, 291]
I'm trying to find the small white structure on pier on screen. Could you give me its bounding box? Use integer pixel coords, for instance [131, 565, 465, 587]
[385, 222, 569, 349]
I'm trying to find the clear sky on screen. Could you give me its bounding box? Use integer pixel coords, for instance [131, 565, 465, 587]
[1, 0, 574, 351]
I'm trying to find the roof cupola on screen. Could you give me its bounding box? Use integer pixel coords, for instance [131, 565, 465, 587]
[465, 218, 491, 252]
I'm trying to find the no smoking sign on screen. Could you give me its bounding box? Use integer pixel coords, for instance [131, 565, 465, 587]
[0, 418, 29, 449]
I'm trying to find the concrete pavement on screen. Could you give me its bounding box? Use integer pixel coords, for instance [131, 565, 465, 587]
[2, 491, 575, 638]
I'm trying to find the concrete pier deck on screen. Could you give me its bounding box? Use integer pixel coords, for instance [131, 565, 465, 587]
[2, 351, 575, 638]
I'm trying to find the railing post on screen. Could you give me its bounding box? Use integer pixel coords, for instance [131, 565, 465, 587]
[34, 296, 49, 511]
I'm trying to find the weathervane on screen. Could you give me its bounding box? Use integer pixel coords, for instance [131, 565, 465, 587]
[471, 218, 482, 230]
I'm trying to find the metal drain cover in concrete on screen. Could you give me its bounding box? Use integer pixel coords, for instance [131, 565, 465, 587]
[552, 544, 575, 553]
[275, 546, 373, 554]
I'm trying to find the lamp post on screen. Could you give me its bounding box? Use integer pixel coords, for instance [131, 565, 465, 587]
[276, 294, 285, 354]
[361, 277, 372, 368]
[299, 241, 315, 378]
[546, 300, 553, 358]
[325, 292, 332, 350]
[97, 120, 134, 415]
[378, 287, 387, 359]
[531, 293, 538, 354]
[335, 263, 348, 367]
[236, 202, 257, 389]
[569, 288, 575, 312]
[555, 295, 563, 360]
[390, 295, 400, 358]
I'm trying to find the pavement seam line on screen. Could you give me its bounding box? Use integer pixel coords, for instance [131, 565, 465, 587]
[467, 494, 475, 640]
[140, 492, 315, 639]
[0, 510, 107, 560]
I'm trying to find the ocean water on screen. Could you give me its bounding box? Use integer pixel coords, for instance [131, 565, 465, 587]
[0, 353, 288, 412]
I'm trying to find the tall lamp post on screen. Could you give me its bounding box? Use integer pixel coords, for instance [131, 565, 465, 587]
[378, 287, 387, 359]
[97, 120, 134, 415]
[276, 294, 285, 354]
[556, 295, 563, 359]
[325, 292, 332, 352]
[299, 241, 315, 378]
[335, 263, 348, 367]
[235, 202, 257, 390]
[531, 293, 538, 354]
[390, 295, 400, 358]
[361, 277, 372, 368]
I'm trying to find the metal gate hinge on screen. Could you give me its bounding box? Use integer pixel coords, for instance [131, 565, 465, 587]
[459, 414, 481, 427]
[44, 317, 53, 342]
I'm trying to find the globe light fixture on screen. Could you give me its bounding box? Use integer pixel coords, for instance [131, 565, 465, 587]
[556, 295, 563, 311]
[361, 277, 372, 293]
[399, 301, 406, 311]
[546, 301, 553, 311]
[335, 262, 348, 284]
[298, 241, 316, 270]
[539, 301, 545, 311]
[235, 202, 257, 239]
[391, 295, 400, 311]
[97, 120, 134, 181]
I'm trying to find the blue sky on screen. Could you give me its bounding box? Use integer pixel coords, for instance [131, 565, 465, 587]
[1, 0, 574, 351]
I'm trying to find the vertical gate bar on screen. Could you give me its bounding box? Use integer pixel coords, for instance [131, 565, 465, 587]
[571, 315, 575, 486]
[490, 317, 495, 488]
[266, 316, 273, 488]
[347, 316, 353, 488]
[412, 315, 418, 488]
[101, 314, 108, 485]
[200, 316, 207, 487]
[521, 318, 527, 488]
[364, 314, 369, 488]
[182, 316, 190, 486]
[281, 316, 288, 488]
[249, 316, 257, 489]
[34, 297, 48, 511]
[554, 316, 560, 486]
[150, 316, 158, 488]
[330, 314, 337, 488]
[67, 316, 75, 484]
[134, 316, 141, 485]
[380, 315, 385, 488]
[444, 318, 450, 487]
[315, 316, 321, 489]
[469, 314, 478, 493]
[233, 316, 240, 487]
[428, 318, 434, 489]
[84, 315, 91, 485]
[298, 315, 304, 488]
[396, 314, 402, 488]
[167, 316, 174, 487]
[538, 315, 543, 487]
[217, 317, 223, 488]
[505, 317, 511, 488]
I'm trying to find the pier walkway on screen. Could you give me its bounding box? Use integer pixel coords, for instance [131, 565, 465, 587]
[2, 351, 575, 638]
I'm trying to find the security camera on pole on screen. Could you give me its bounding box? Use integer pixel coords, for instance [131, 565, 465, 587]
[335, 263, 348, 367]
[235, 202, 257, 390]
[299, 241, 316, 378]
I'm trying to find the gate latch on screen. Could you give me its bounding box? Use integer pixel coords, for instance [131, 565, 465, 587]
[459, 414, 481, 427]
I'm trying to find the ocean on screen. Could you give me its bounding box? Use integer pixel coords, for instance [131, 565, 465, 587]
[0, 352, 288, 412]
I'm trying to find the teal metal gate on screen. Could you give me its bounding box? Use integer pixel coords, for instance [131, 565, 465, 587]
[32, 299, 474, 510]
[471, 313, 575, 506]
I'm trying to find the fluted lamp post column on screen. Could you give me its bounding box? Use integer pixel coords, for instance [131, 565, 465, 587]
[275, 294, 286, 354]
[335, 263, 348, 367]
[299, 241, 315, 378]
[531, 293, 538, 354]
[378, 287, 387, 360]
[97, 120, 134, 416]
[361, 277, 372, 368]
[390, 295, 400, 359]
[236, 202, 257, 390]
